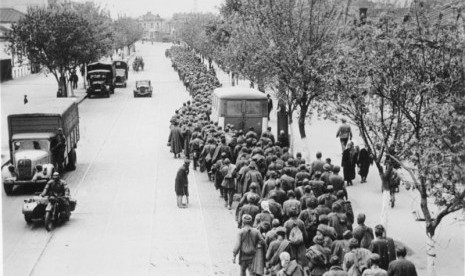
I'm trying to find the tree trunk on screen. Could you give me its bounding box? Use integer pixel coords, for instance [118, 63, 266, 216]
[375, 161, 390, 232]
[380, 190, 390, 232]
[257, 73, 265, 93]
[426, 234, 437, 276]
[298, 104, 308, 139]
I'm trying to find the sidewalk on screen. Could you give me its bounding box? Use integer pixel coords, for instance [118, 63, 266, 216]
[1, 72, 87, 166]
[208, 61, 464, 276]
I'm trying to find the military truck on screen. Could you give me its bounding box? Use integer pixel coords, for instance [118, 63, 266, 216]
[2, 99, 80, 195]
[86, 62, 115, 97]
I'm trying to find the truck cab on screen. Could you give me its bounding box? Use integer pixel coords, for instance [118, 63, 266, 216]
[3, 133, 56, 186]
[2, 99, 79, 195]
[86, 62, 115, 98]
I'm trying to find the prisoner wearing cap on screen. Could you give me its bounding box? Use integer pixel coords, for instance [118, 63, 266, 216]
[242, 214, 252, 224]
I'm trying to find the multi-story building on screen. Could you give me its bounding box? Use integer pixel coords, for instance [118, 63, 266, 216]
[139, 12, 172, 42]
[0, 0, 49, 81]
[0, 8, 29, 81]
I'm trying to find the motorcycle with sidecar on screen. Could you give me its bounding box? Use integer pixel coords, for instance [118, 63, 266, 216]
[22, 193, 77, 231]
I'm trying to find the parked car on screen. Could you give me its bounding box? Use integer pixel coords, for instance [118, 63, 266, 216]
[133, 80, 152, 97]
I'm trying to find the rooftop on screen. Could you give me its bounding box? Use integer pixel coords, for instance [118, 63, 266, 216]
[214, 87, 267, 100]
[0, 8, 25, 23]
[140, 12, 163, 21]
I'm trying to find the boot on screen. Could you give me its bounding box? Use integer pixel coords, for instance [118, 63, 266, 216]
[177, 196, 182, 208]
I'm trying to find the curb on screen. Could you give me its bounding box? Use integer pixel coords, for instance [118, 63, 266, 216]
[1, 94, 88, 170]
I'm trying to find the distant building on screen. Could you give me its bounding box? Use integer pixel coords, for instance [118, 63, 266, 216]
[0, 0, 48, 13]
[0, 0, 54, 81]
[0, 8, 33, 81]
[139, 12, 172, 42]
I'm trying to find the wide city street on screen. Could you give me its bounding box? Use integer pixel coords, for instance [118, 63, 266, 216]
[2, 42, 239, 275]
[2, 42, 464, 276]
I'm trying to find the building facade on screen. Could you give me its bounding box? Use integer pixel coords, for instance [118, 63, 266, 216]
[139, 12, 172, 42]
[0, 8, 33, 81]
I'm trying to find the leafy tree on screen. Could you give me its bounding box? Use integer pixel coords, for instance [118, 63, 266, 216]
[215, 0, 346, 142]
[9, 4, 114, 96]
[172, 13, 218, 57]
[327, 16, 412, 230]
[10, 6, 89, 96]
[330, 3, 465, 275]
[113, 17, 144, 51]
[381, 3, 465, 275]
[68, 1, 114, 65]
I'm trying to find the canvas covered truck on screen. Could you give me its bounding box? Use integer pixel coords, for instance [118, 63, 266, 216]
[86, 62, 115, 97]
[2, 99, 80, 195]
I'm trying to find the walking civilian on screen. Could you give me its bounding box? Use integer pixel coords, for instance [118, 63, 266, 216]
[336, 118, 352, 151]
[267, 94, 273, 120]
[341, 141, 357, 186]
[357, 146, 373, 183]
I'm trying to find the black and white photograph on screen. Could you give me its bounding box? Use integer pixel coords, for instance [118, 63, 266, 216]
[1, 0, 464, 275]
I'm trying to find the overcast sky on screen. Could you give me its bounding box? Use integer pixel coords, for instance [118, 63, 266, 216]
[76, 0, 223, 19]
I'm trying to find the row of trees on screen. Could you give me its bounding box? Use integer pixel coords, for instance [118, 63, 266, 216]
[9, 1, 143, 96]
[175, 1, 465, 275]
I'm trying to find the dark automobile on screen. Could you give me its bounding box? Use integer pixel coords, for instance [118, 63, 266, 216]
[133, 80, 152, 97]
[113, 60, 128, 88]
[86, 62, 115, 98]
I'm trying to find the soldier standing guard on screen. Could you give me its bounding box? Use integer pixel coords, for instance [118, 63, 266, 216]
[51, 128, 66, 173]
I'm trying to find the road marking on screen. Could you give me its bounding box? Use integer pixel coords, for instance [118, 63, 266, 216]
[191, 167, 215, 276]
[27, 84, 134, 276]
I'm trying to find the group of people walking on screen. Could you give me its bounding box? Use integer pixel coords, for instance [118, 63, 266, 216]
[168, 46, 417, 276]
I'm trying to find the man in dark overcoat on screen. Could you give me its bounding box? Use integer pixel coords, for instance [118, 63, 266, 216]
[175, 160, 190, 208]
[169, 122, 184, 158]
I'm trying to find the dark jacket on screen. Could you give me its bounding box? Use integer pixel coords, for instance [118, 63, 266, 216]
[175, 165, 189, 196]
[387, 258, 418, 276]
[369, 238, 394, 270]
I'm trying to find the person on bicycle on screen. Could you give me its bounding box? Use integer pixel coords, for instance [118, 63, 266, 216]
[41, 172, 71, 219]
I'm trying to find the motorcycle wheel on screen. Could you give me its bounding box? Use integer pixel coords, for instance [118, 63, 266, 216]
[24, 214, 33, 224]
[45, 211, 54, 231]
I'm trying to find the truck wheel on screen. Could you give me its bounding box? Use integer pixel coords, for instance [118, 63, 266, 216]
[123, 83, 127, 88]
[3, 183, 13, 195]
[45, 211, 53, 231]
[24, 214, 33, 224]
[67, 149, 77, 171]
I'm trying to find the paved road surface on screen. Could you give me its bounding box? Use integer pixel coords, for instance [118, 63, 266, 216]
[2, 43, 238, 275]
[2, 42, 463, 276]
